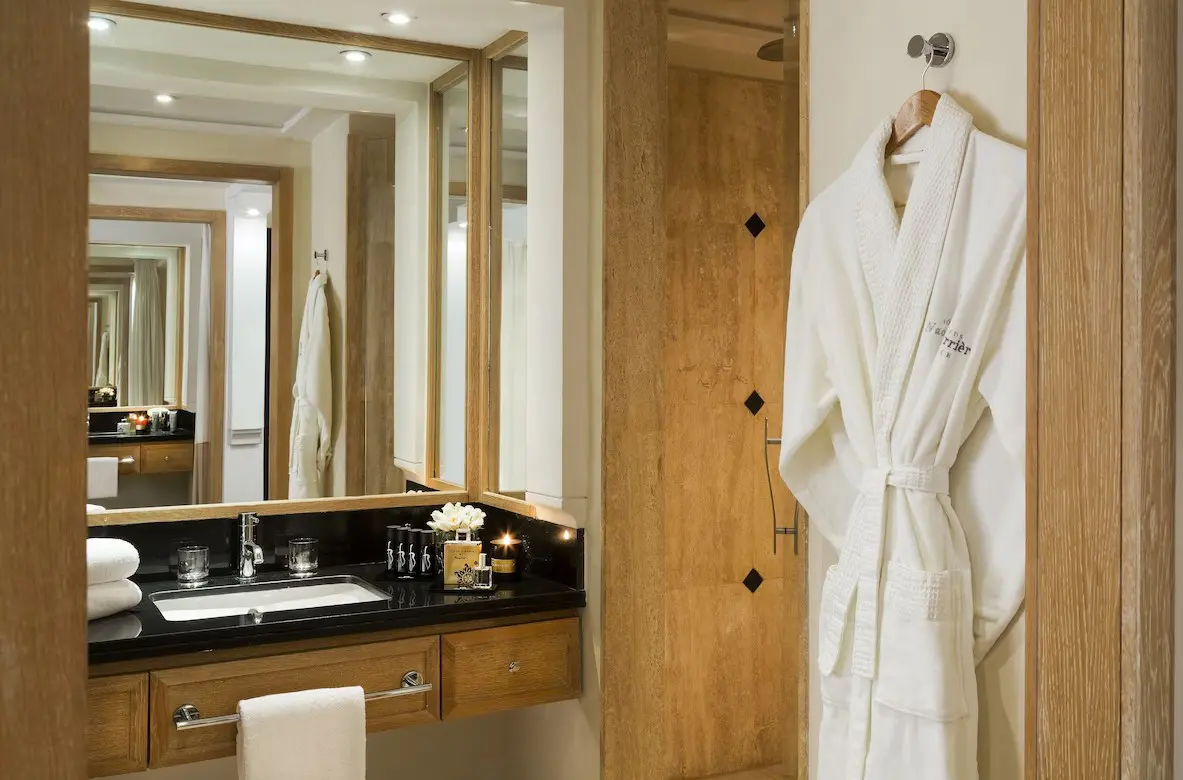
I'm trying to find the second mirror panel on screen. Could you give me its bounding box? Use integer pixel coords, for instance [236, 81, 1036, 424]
[491, 42, 528, 498]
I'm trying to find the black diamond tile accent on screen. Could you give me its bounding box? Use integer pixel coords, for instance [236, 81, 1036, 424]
[743, 568, 764, 593]
[745, 212, 766, 238]
[744, 390, 765, 416]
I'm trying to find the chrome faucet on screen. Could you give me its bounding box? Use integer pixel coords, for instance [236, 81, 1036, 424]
[236, 512, 264, 582]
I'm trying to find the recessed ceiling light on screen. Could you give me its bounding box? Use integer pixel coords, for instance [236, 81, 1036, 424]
[87, 15, 115, 31]
[341, 49, 372, 63]
[154, 93, 176, 105]
[382, 11, 413, 25]
[246, 208, 261, 217]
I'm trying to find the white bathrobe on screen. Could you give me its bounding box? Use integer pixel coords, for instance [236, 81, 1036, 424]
[288, 273, 332, 499]
[779, 96, 1025, 780]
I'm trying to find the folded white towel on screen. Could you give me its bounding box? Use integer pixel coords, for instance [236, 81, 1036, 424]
[87, 457, 119, 500]
[87, 612, 143, 642]
[237, 686, 366, 780]
[87, 538, 140, 585]
[86, 504, 106, 514]
[87, 579, 142, 621]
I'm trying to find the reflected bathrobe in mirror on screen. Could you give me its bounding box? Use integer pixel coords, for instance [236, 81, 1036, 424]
[779, 97, 1025, 780]
[289, 272, 332, 499]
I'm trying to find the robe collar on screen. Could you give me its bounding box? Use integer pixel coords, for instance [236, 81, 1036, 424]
[851, 95, 975, 445]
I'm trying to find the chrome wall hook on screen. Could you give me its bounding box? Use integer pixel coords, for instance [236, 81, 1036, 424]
[907, 32, 955, 69]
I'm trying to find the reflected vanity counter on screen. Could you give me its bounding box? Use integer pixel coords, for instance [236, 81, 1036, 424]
[88, 563, 584, 664]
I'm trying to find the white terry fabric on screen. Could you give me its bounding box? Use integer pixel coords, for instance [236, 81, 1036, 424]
[237, 686, 366, 780]
[289, 272, 333, 499]
[88, 613, 143, 642]
[87, 580, 142, 621]
[779, 95, 1025, 780]
[87, 537, 140, 585]
[87, 457, 119, 500]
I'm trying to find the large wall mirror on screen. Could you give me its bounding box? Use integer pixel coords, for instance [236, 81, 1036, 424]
[487, 38, 529, 502]
[85, 4, 478, 519]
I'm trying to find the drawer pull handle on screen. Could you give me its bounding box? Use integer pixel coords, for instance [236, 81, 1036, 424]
[119, 457, 135, 465]
[172, 671, 431, 730]
[508, 661, 520, 673]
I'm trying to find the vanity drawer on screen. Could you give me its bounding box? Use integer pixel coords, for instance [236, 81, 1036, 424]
[87, 673, 149, 777]
[441, 617, 581, 720]
[139, 442, 194, 474]
[88, 444, 141, 475]
[148, 635, 440, 768]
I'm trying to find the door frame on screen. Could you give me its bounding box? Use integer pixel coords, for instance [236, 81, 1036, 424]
[601, 2, 1176, 780]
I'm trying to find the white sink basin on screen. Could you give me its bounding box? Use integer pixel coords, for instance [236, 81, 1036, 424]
[150, 575, 391, 622]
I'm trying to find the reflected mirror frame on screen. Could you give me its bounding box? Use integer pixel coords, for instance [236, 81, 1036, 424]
[85, 1, 489, 525]
[479, 34, 536, 517]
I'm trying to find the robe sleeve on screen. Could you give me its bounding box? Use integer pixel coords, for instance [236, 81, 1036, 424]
[964, 254, 1026, 663]
[778, 229, 845, 551]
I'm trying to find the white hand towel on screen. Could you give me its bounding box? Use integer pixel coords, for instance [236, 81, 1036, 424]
[237, 686, 366, 780]
[87, 612, 143, 642]
[87, 579, 142, 621]
[87, 538, 140, 585]
[87, 457, 119, 499]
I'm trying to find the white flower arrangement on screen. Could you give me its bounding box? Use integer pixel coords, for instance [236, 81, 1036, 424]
[427, 503, 486, 534]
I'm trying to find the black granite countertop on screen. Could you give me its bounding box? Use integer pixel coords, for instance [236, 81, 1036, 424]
[87, 563, 585, 665]
[89, 429, 196, 445]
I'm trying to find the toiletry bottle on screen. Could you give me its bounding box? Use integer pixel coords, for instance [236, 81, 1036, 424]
[473, 554, 494, 590]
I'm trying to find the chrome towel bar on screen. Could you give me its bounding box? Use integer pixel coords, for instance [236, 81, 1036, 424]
[172, 671, 430, 730]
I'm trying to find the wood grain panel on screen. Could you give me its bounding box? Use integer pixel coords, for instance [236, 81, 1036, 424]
[89, 0, 475, 61]
[345, 121, 400, 495]
[0, 1, 89, 774]
[426, 88, 444, 481]
[207, 211, 227, 503]
[665, 583, 784, 777]
[90, 154, 281, 184]
[441, 618, 581, 720]
[1119, 0, 1176, 777]
[87, 674, 149, 777]
[467, 54, 489, 492]
[139, 441, 195, 474]
[664, 67, 794, 777]
[601, 0, 669, 778]
[148, 636, 440, 768]
[1029, 0, 1124, 777]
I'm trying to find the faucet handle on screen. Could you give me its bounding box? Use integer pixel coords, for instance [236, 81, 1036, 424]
[239, 512, 260, 526]
[252, 545, 264, 564]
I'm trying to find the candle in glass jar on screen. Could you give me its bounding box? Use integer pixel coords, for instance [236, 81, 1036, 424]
[490, 533, 521, 582]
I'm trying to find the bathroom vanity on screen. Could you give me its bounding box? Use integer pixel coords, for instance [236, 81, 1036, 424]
[86, 566, 583, 776]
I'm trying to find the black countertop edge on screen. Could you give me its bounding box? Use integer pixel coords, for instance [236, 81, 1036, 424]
[89, 430, 195, 444]
[88, 564, 585, 665]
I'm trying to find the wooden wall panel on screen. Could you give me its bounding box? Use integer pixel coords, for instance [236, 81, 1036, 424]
[664, 67, 793, 778]
[601, 0, 669, 777]
[0, 0, 89, 775]
[1028, 0, 1175, 777]
[346, 119, 400, 495]
[1119, 0, 1175, 776]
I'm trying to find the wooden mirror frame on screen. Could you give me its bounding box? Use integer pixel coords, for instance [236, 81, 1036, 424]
[86, 1, 489, 525]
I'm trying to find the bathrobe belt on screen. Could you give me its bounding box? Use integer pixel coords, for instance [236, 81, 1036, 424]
[848, 463, 950, 680]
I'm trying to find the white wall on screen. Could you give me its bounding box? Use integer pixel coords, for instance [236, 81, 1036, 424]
[807, 4, 1027, 779]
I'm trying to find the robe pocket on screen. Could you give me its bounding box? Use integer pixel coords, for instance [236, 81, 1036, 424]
[818, 564, 857, 707]
[873, 562, 969, 722]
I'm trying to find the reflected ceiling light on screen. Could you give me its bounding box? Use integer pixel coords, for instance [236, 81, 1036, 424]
[341, 49, 372, 63]
[246, 208, 261, 217]
[87, 15, 116, 31]
[382, 11, 414, 25]
[154, 93, 176, 104]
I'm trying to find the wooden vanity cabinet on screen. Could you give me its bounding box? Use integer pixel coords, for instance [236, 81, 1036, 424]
[86, 613, 581, 775]
[148, 635, 440, 768]
[86, 674, 149, 777]
[441, 617, 581, 720]
[88, 441, 195, 476]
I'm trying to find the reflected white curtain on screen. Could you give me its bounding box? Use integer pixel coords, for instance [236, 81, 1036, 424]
[128, 259, 165, 406]
[94, 330, 110, 386]
[192, 226, 212, 503]
[499, 240, 527, 492]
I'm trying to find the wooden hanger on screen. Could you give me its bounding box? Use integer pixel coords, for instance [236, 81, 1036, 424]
[886, 89, 940, 157]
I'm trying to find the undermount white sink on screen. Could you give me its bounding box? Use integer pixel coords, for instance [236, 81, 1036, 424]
[150, 576, 391, 622]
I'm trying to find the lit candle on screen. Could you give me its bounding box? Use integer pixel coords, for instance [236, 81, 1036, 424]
[490, 533, 520, 583]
